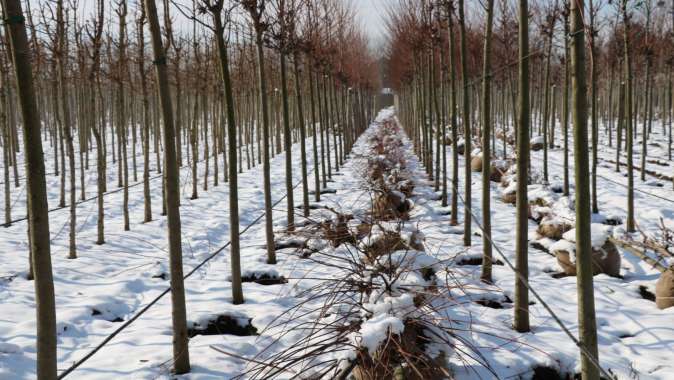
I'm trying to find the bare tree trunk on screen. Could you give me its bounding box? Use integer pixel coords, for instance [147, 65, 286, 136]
[322, 73, 332, 181]
[0, 55, 11, 227]
[447, 3, 459, 227]
[293, 53, 309, 217]
[458, 0, 471, 246]
[190, 92, 199, 200]
[571, 0, 600, 378]
[318, 71, 327, 188]
[1, 0, 57, 376]
[589, 0, 599, 213]
[542, 22, 553, 184]
[56, 0, 77, 259]
[514, 0, 530, 333]
[480, 0, 494, 284]
[280, 50, 294, 230]
[138, 1, 152, 223]
[623, 0, 635, 232]
[211, 2, 244, 304]
[202, 90, 209, 192]
[562, 7, 570, 196]
[144, 0, 190, 372]
[308, 63, 321, 202]
[617, 82, 625, 172]
[246, 4, 276, 264]
[117, 0, 130, 232]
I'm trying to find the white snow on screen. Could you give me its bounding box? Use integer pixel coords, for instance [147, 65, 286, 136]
[550, 239, 577, 255]
[562, 223, 612, 249]
[2, 108, 674, 379]
[355, 314, 405, 354]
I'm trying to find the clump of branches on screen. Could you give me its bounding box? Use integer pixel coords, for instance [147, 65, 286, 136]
[636, 218, 674, 265]
[238, 219, 496, 379]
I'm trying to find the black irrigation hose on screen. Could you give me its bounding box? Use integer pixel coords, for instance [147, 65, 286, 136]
[2, 172, 165, 227]
[2, 150, 232, 227]
[56, 141, 346, 379]
[546, 159, 674, 205]
[1, 140, 272, 223]
[404, 121, 617, 378]
[454, 171, 617, 380]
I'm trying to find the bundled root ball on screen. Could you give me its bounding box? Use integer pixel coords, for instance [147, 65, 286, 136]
[320, 214, 356, 247]
[553, 240, 621, 277]
[530, 137, 544, 151]
[655, 269, 674, 310]
[496, 130, 515, 145]
[373, 191, 412, 221]
[490, 160, 511, 183]
[537, 216, 573, 240]
[363, 231, 412, 263]
[470, 156, 483, 172]
[501, 190, 517, 204]
[470, 156, 511, 184]
[352, 320, 448, 380]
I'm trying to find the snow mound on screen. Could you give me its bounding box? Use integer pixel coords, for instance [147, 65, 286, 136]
[562, 223, 612, 249]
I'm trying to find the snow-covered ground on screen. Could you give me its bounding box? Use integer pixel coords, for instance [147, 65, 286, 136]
[431, 118, 674, 379]
[1, 109, 673, 379]
[0, 127, 340, 378]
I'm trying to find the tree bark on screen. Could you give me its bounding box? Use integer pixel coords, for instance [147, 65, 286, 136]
[1, 0, 57, 376]
[480, 0, 494, 283]
[144, 0, 191, 372]
[280, 50, 294, 230]
[458, 0, 471, 247]
[211, 2, 244, 304]
[514, 0, 530, 333]
[571, 1, 601, 378]
[293, 53, 309, 217]
[623, 0, 635, 233]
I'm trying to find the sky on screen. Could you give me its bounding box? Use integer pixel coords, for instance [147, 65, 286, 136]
[351, 0, 389, 46]
[26, 0, 391, 48]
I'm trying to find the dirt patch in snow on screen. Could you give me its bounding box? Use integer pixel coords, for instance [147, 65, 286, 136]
[188, 315, 258, 337]
[241, 272, 288, 286]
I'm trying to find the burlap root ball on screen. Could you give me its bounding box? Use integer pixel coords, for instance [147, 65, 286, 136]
[537, 217, 573, 240]
[554, 241, 621, 277]
[655, 269, 674, 310]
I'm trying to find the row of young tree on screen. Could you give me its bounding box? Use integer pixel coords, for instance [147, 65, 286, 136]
[0, 0, 379, 378]
[385, 0, 672, 379]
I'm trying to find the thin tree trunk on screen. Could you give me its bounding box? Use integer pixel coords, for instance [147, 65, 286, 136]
[458, 0, 471, 246]
[480, 0, 494, 284]
[248, 10, 276, 264]
[117, 0, 130, 232]
[211, 4, 243, 304]
[0, 58, 11, 227]
[447, 4, 459, 226]
[514, 0, 530, 333]
[562, 8, 570, 196]
[280, 50, 294, 230]
[293, 53, 309, 217]
[308, 64, 321, 202]
[623, 0, 635, 233]
[571, 0, 600, 378]
[138, 2, 152, 223]
[1, 0, 57, 376]
[56, 0, 77, 259]
[589, 0, 599, 213]
[144, 0, 190, 372]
